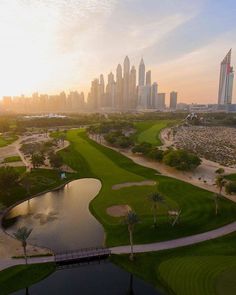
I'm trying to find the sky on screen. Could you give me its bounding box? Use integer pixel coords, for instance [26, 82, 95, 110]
[0, 0, 236, 104]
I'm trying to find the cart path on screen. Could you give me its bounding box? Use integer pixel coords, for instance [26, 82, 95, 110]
[110, 221, 236, 254]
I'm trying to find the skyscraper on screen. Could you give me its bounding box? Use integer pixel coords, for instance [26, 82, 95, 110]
[151, 82, 158, 109]
[146, 70, 151, 85]
[138, 58, 145, 86]
[123, 56, 130, 109]
[99, 74, 105, 107]
[146, 70, 152, 107]
[106, 72, 116, 108]
[89, 79, 99, 110]
[129, 65, 137, 109]
[218, 49, 234, 105]
[170, 91, 178, 110]
[157, 93, 166, 110]
[116, 64, 123, 109]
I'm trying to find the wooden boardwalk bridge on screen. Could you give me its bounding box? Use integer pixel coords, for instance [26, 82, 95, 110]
[55, 247, 111, 267]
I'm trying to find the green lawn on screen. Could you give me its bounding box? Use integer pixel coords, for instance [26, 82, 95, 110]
[225, 174, 236, 181]
[0, 134, 18, 147]
[0, 263, 55, 294]
[3, 156, 22, 163]
[0, 167, 79, 207]
[58, 129, 236, 246]
[134, 120, 176, 145]
[112, 232, 236, 295]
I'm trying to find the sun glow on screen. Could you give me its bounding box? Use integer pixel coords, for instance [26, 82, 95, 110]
[0, 1, 60, 97]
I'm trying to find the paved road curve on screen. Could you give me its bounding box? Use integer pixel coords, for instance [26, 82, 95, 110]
[110, 221, 236, 254]
[1, 221, 236, 271]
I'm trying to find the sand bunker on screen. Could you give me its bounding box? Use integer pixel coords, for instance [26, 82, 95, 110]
[112, 180, 156, 190]
[106, 205, 131, 217]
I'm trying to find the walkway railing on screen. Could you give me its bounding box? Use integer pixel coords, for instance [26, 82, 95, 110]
[55, 247, 111, 266]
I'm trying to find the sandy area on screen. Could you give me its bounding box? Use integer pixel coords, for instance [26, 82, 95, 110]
[0, 214, 51, 259]
[106, 205, 131, 217]
[112, 180, 156, 190]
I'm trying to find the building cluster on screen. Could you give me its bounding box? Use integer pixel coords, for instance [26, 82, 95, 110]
[87, 56, 177, 112]
[1, 91, 85, 113]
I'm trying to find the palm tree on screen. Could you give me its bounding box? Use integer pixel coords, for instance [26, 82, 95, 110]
[215, 168, 225, 175]
[124, 210, 139, 261]
[215, 175, 226, 195]
[13, 227, 32, 264]
[213, 193, 221, 216]
[148, 192, 164, 227]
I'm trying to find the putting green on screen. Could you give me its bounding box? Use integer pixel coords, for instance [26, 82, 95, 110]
[159, 256, 236, 295]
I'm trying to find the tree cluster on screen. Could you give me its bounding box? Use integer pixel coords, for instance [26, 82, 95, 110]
[132, 143, 201, 171]
[0, 167, 19, 191]
[104, 131, 134, 148]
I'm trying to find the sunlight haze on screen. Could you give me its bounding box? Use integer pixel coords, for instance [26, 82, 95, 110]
[0, 0, 236, 103]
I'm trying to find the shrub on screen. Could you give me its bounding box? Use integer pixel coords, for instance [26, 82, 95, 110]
[225, 181, 236, 195]
[163, 149, 201, 171]
[146, 148, 164, 161]
[132, 142, 152, 154]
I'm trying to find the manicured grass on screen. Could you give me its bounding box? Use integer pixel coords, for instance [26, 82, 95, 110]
[0, 167, 79, 207]
[58, 129, 236, 246]
[225, 174, 236, 181]
[3, 156, 22, 163]
[0, 134, 18, 147]
[111, 232, 236, 295]
[134, 120, 176, 145]
[0, 263, 55, 294]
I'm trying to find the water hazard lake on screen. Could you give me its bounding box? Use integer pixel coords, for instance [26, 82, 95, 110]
[4, 178, 160, 294]
[4, 178, 104, 252]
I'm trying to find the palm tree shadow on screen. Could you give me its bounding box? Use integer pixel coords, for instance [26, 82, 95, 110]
[126, 274, 135, 295]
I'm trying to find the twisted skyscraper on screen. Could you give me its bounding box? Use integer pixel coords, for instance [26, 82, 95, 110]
[218, 49, 234, 105]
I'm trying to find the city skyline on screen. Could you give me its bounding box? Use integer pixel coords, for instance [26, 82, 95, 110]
[0, 0, 236, 103]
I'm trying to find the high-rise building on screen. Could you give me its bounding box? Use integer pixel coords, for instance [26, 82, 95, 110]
[145, 71, 152, 107]
[151, 83, 158, 109]
[99, 74, 105, 107]
[89, 79, 99, 110]
[129, 66, 137, 109]
[170, 91, 178, 110]
[138, 58, 145, 86]
[123, 56, 130, 108]
[146, 70, 151, 85]
[157, 93, 166, 110]
[138, 86, 149, 109]
[106, 72, 116, 108]
[218, 49, 234, 105]
[116, 64, 123, 109]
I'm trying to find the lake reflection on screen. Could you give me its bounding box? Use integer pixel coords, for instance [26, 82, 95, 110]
[13, 263, 160, 295]
[4, 179, 104, 252]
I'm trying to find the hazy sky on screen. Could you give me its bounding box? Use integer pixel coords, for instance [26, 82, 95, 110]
[0, 0, 236, 103]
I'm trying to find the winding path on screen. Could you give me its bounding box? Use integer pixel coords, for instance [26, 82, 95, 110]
[110, 221, 236, 254]
[1, 221, 236, 271]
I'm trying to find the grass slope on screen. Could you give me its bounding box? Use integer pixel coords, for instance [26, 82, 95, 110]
[0, 168, 79, 207]
[225, 174, 236, 181]
[58, 129, 236, 246]
[112, 232, 236, 295]
[134, 120, 176, 145]
[3, 156, 22, 163]
[0, 263, 55, 295]
[0, 135, 18, 147]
